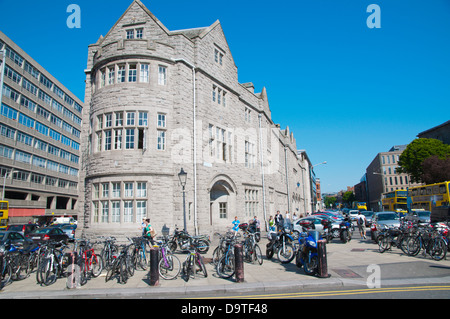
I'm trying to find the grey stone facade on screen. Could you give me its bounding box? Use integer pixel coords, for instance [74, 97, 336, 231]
[80, 0, 309, 237]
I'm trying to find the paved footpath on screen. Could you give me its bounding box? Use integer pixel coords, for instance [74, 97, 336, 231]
[1, 231, 450, 299]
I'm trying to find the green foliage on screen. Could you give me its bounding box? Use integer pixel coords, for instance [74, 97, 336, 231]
[324, 196, 336, 208]
[342, 191, 355, 205]
[397, 138, 450, 183]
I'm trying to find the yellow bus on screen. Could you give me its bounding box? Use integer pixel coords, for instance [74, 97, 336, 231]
[408, 181, 450, 211]
[0, 201, 9, 230]
[382, 190, 408, 216]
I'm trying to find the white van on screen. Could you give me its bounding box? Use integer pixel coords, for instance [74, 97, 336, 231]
[52, 217, 77, 225]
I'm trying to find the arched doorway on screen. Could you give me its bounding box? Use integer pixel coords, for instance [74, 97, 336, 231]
[208, 175, 236, 229]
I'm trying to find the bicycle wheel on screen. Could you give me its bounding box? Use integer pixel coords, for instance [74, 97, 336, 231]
[182, 257, 193, 282]
[196, 254, 208, 278]
[277, 243, 295, 263]
[377, 235, 389, 253]
[216, 254, 235, 279]
[14, 254, 31, 280]
[212, 246, 224, 265]
[102, 245, 118, 270]
[78, 258, 88, 286]
[40, 258, 58, 286]
[0, 261, 12, 289]
[119, 258, 129, 284]
[159, 254, 181, 280]
[196, 240, 210, 254]
[137, 248, 149, 270]
[429, 238, 447, 261]
[407, 236, 422, 256]
[91, 254, 103, 277]
[105, 258, 118, 282]
[253, 244, 263, 265]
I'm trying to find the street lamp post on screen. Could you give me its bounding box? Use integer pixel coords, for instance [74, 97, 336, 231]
[178, 168, 188, 232]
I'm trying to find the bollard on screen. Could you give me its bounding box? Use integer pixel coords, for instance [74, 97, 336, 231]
[234, 244, 244, 283]
[149, 246, 160, 286]
[317, 239, 331, 278]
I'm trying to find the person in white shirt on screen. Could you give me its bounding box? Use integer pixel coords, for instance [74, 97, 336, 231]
[357, 212, 367, 239]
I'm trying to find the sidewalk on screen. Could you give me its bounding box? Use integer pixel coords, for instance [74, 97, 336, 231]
[1, 232, 450, 299]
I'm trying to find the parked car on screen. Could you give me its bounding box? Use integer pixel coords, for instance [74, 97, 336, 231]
[60, 224, 77, 241]
[293, 216, 340, 238]
[370, 211, 400, 241]
[0, 231, 34, 247]
[26, 227, 69, 244]
[6, 224, 38, 236]
[404, 210, 431, 224]
[348, 210, 360, 221]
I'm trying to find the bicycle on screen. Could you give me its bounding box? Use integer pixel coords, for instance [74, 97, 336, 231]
[75, 239, 103, 285]
[377, 225, 408, 254]
[181, 242, 207, 282]
[156, 236, 181, 280]
[407, 223, 447, 261]
[0, 244, 12, 289]
[105, 240, 135, 284]
[212, 231, 237, 265]
[216, 235, 237, 279]
[242, 231, 263, 265]
[131, 236, 151, 271]
[100, 236, 118, 270]
[36, 240, 70, 286]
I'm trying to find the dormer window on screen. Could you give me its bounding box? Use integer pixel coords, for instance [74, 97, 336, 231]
[126, 29, 134, 39]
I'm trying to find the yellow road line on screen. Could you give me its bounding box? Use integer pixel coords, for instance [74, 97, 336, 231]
[192, 285, 450, 299]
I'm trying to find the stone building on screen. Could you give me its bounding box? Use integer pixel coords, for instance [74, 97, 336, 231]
[0, 31, 83, 225]
[79, 0, 309, 236]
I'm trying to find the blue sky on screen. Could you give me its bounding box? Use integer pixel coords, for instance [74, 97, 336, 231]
[1, 0, 449, 194]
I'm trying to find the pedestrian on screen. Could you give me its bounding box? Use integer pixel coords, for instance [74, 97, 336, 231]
[357, 212, 366, 239]
[232, 216, 240, 235]
[268, 215, 276, 232]
[275, 211, 284, 231]
[140, 218, 146, 236]
[253, 216, 261, 232]
[143, 218, 156, 245]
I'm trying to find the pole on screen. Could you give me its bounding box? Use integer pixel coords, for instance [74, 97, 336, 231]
[149, 246, 160, 286]
[182, 186, 187, 232]
[317, 239, 330, 278]
[234, 244, 244, 283]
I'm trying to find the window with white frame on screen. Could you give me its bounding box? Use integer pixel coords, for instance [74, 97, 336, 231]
[136, 200, 147, 220]
[158, 66, 167, 85]
[140, 64, 149, 83]
[157, 113, 166, 128]
[128, 64, 137, 82]
[157, 130, 165, 151]
[245, 140, 256, 168]
[124, 182, 133, 197]
[102, 183, 109, 198]
[112, 182, 121, 198]
[137, 182, 147, 197]
[124, 201, 133, 222]
[111, 201, 120, 223]
[101, 201, 109, 223]
[219, 202, 227, 219]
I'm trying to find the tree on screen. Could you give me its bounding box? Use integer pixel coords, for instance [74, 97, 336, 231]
[324, 196, 336, 209]
[421, 155, 450, 184]
[397, 138, 450, 183]
[342, 191, 355, 206]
